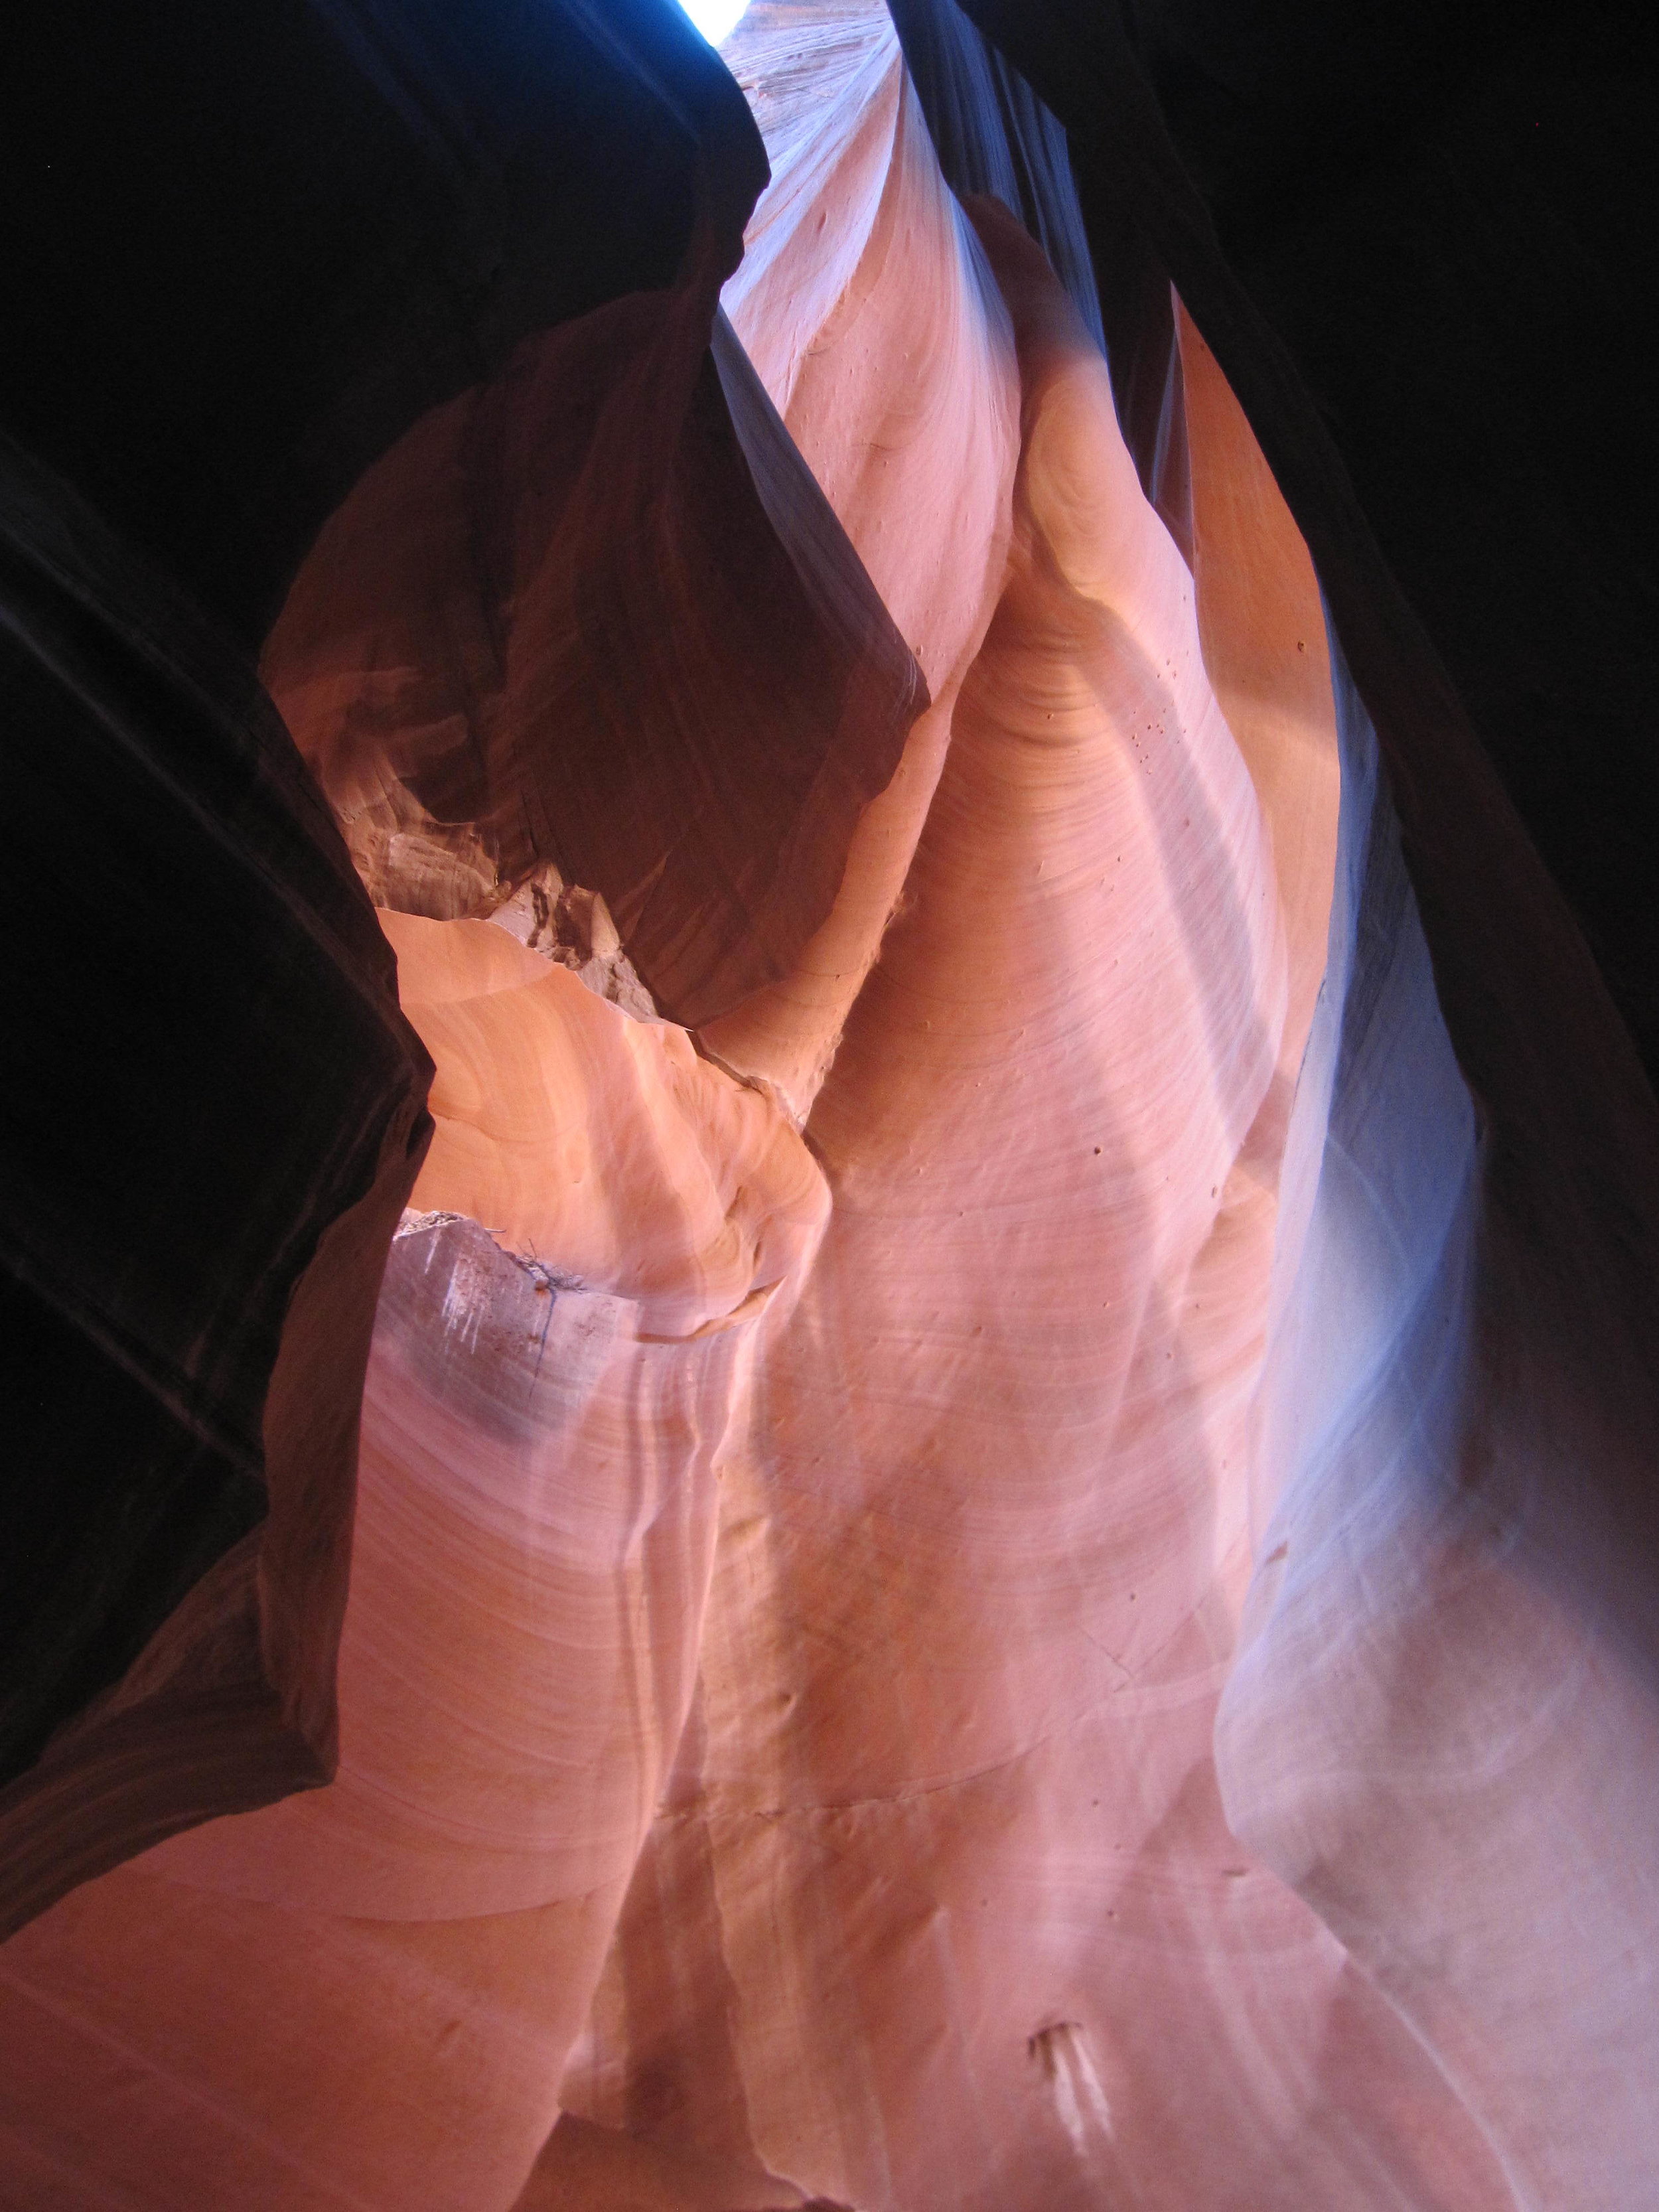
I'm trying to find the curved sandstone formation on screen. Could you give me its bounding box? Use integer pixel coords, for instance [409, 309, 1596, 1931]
[3, 2, 1658, 2207]
[555, 74, 1498, 2202]
[263, 232, 924, 1033]
[0, 917, 828, 2206]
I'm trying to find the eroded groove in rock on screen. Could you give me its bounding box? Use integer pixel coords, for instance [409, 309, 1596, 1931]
[262, 235, 926, 1033]
[702, 0, 1019, 1118]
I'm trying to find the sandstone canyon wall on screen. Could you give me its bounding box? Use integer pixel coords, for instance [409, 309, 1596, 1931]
[2, 2, 1658, 2209]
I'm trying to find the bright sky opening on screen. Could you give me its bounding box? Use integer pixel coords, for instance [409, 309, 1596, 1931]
[678, 0, 751, 47]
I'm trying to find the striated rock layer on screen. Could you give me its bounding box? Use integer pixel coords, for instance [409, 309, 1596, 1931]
[0, 911, 830, 2206]
[557, 16, 1502, 2205]
[3, 2, 1658, 2209]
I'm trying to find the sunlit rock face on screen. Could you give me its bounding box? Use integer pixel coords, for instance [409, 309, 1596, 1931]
[3, 2, 1659, 2209]
[553, 14, 1494, 2207]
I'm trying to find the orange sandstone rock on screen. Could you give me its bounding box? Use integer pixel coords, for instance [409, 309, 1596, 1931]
[0, 909, 828, 2207]
[0, 9, 1553, 2209]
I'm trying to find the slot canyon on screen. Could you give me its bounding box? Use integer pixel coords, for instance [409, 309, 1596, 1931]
[2, 1, 1656, 2205]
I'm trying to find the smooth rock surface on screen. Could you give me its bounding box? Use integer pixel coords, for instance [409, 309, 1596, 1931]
[3, 3, 1658, 2207]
